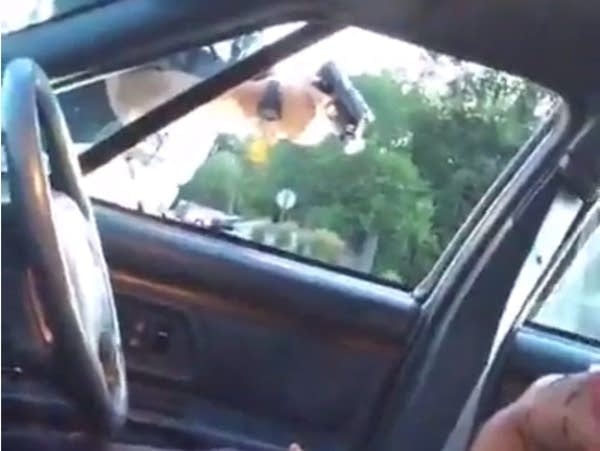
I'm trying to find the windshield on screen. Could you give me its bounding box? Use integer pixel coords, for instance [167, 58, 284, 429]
[1, 0, 108, 34]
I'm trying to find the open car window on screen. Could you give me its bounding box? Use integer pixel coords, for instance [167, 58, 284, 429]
[58, 26, 556, 289]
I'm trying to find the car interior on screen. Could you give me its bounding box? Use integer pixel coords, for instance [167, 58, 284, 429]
[1, 1, 600, 451]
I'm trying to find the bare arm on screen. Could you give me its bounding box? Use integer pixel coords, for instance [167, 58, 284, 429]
[470, 371, 600, 451]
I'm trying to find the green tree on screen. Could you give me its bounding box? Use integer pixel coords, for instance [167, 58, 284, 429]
[179, 151, 242, 213]
[180, 65, 547, 286]
[406, 69, 548, 243]
[232, 133, 439, 285]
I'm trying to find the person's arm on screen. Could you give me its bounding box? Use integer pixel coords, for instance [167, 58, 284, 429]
[469, 407, 528, 451]
[470, 371, 600, 451]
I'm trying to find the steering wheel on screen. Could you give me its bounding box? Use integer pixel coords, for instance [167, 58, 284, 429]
[1, 59, 128, 432]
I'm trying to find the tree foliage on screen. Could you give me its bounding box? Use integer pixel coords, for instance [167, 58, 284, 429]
[180, 64, 549, 286]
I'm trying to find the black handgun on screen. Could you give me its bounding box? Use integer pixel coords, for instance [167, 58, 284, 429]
[313, 61, 375, 145]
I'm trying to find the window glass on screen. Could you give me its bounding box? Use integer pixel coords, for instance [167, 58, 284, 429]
[59, 26, 556, 287]
[530, 224, 600, 342]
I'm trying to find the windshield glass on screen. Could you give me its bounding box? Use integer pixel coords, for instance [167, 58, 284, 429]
[1, 0, 107, 33]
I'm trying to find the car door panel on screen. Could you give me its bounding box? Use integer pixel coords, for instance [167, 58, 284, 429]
[97, 204, 418, 342]
[95, 203, 419, 450]
[116, 280, 397, 427]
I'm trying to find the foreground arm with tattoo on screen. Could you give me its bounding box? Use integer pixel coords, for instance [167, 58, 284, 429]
[289, 372, 599, 451]
[471, 371, 600, 451]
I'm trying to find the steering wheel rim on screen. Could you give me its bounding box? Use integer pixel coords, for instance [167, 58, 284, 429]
[2, 58, 128, 432]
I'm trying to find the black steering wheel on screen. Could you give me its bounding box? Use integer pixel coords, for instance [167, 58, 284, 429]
[2, 59, 128, 432]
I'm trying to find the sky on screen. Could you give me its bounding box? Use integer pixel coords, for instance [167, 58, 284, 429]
[261, 24, 430, 78]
